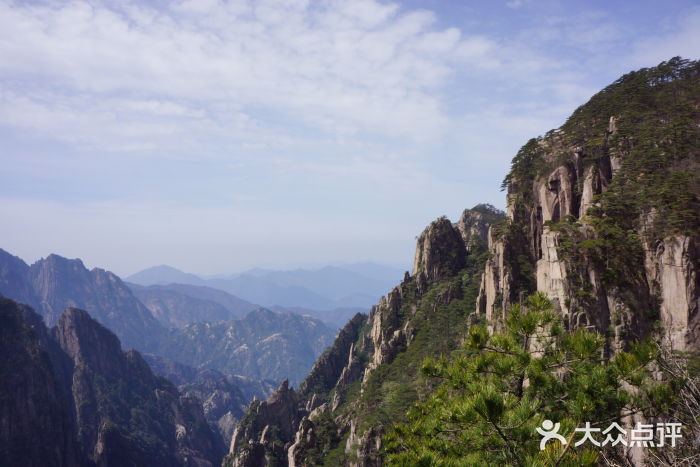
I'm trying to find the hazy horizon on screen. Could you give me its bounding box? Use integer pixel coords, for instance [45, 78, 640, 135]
[2, 0, 699, 276]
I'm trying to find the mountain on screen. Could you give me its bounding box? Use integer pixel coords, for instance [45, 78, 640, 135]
[225, 59, 700, 466]
[127, 283, 257, 327]
[143, 354, 275, 443]
[225, 205, 501, 466]
[0, 250, 163, 351]
[126, 263, 404, 311]
[125, 264, 205, 286]
[0, 297, 224, 466]
[156, 308, 337, 386]
[269, 305, 367, 328]
[0, 249, 339, 387]
[229, 265, 401, 303]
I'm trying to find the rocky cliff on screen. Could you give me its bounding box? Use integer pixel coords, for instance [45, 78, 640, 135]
[477, 57, 700, 352]
[0, 250, 163, 351]
[0, 297, 224, 466]
[224, 205, 504, 466]
[0, 298, 84, 467]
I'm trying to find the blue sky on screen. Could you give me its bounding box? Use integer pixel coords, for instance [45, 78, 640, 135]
[1, 0, 699, 276]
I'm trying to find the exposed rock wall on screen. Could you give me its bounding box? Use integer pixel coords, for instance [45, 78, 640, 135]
[476, 118, 700, 351]
[0, 251, 163, 352]
[0, 297, 224, 466]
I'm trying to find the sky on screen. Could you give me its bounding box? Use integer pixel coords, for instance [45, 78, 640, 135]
[1, 0, 699, 277]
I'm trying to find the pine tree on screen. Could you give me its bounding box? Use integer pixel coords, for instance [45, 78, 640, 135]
[385, 293, 676, 466]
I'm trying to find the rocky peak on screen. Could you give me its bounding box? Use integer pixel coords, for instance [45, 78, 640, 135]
[52, 307, 127, 377]
[0, 249, 35, 307]
[412, 216, 467, 289]
[457, 204, 505, 252]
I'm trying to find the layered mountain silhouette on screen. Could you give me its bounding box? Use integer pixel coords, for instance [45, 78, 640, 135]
[0, 249, 338, 386]
[126, 263, 404, 312]
[128, 282, 258, 327]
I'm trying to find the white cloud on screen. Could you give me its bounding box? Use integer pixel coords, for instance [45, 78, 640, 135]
[0, 0, 475, 147]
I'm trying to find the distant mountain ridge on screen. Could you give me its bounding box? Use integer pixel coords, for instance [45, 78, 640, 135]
[127, 282, 257, 327]
[156, 308, 337, 386]
[0, 248, 340, 386]
[126, 262, 404, 311]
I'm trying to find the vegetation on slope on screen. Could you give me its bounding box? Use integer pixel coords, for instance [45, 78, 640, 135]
[385, 293, 684, 466]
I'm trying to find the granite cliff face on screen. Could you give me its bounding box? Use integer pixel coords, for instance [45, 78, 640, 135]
[224, 205, 503, 466]
[0, 250, 163, 351]
[0, 297, 224, 466]
[478, 59, 700, 352]
[0, 299, 83, 467]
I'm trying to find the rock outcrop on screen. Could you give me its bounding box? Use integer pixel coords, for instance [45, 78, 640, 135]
[477, 74, 700, 352]
[145, 354, 275, 443]
[0, 250, 163, 351]
[0, 297, 224, 466]
[0, 298, 84, 467]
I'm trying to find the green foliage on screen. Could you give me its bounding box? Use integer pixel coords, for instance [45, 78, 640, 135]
[324, 242, 492, 459]
[385, 294, 677, 466]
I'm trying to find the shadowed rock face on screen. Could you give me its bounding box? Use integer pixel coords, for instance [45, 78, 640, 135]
[0, 250, 163, 352]
[0, 297, 225, 466]
[0, 298, 83, 467]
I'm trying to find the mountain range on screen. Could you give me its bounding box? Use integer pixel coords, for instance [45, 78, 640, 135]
[126, 263, 404, 313]
[0, 249, 163, 351]
[0, 248, 339, 386]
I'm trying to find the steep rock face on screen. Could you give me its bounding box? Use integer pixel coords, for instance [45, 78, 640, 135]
[228, 381, 302, 467]
[645, 236, 700, 349]
[412, 216, 467, 291]
[0, 297, 224, 466]
[53, 308, 127, 377]
[224, 206, 503, 467]
[0, 298, 83, 467]
[478, 60, 700, 351]
[225, 314, 367, 467]
[0, 250, 163, 351]
[0, 249, 37, 306]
